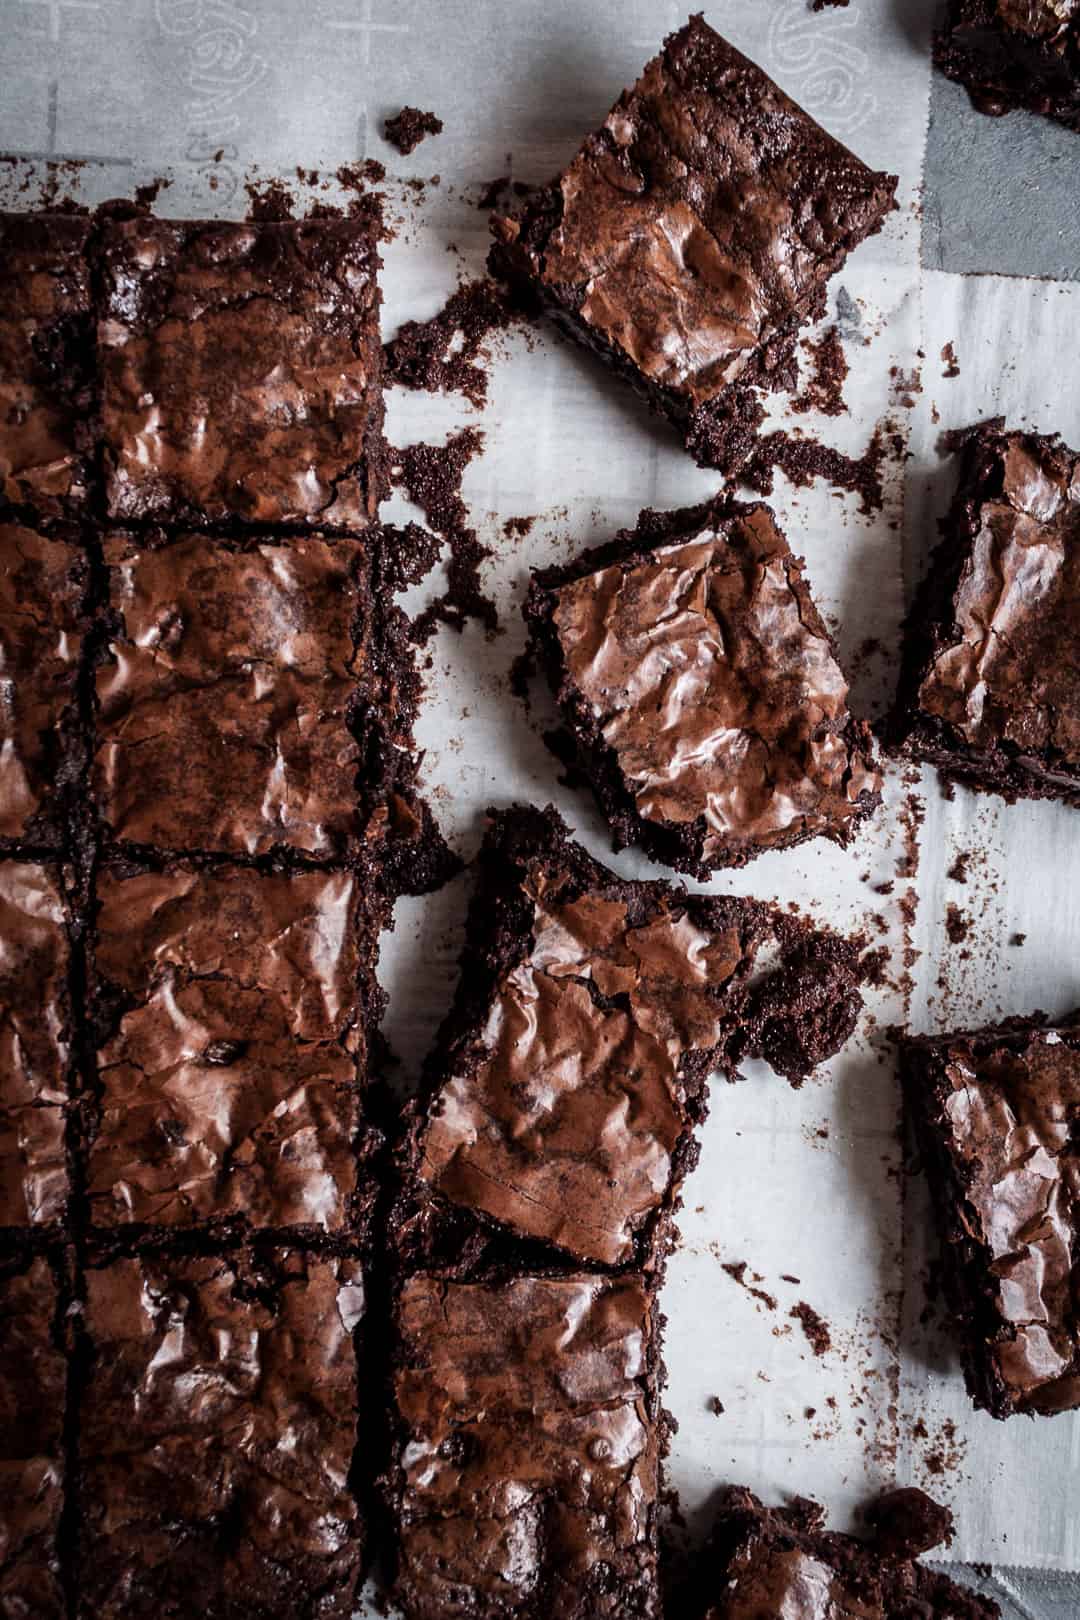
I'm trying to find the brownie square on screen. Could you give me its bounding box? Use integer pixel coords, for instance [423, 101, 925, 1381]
[695, 1487, 998, 1619]
[391, 1270, 663, 1620]
[892, 422, 1080, 808]
[406, 805, 864, 1270]
[93, 530, 369, 857]
[0, 519, 88, 845]
[936, 0, 1080, 130]
[0, 862, 71, 1229]
[78, 1248, 365, 1619]
[87, 862, 378, 1237]
[0, 212, 92, 517]
[901, 1017, 1080, 1419]
[489, 15, 896, 472]
[525, 500, 881, 877]
[97, 212, 386, 529]
[0, 1252, 67, 1618]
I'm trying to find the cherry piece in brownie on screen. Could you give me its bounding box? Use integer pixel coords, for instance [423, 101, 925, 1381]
[936, 0, 1080, 131]
[892, 421, 1080, 808]
[489, 15, 896, 472]
[525, 500, 881, 878]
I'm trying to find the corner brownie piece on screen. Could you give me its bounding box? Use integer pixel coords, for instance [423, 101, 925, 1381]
[892, 421, 1080, 807]
[0, 519, 88, 845]
[695, 1486, 998, 1619]
[391, 1270, 663, 1620]
[78, 1247, 365, 1619]
[0, 212, 92, 516]
[97, 212, 386, 529]
[936, 1, 1080, 130]
[901, 1016, 1080, 1419]
[93, 530, 371, 857]
[525, 500, 881, 877]
[0, 1253, 67, 1618]
[489, 15, 896, 472]
[86, 863, 378, 1239]
[0, 863, 71, 1229]
[406, 805, 864, 1270]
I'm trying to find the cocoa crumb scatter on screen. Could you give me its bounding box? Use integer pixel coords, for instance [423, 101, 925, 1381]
[337, 159, 385, 189]
[384, 106, 444, 155]
[391, 429, 498, 641]
[947, 851, 970, 884]
[790, 1302, 832, 1357]
[945, 903, 970, 945]
[941, 341, 961, 379]
[503, 515, 536, 539]
[722, 1261, 778, 1312]
[793, 326, 849, 417]
[739, 423, 890, 516]
[243, 176, 295, 220]
[384, 278, 520, 408]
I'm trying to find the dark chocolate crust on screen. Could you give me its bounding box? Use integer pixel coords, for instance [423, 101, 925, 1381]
[489, 15, 896, 472]
[901, 1014, 1080, 1420]
[400, 804, 865, 1274]
[97, 212, 387, 531]
[525, 500, 882, 877]
[936, 0, 1080, 130]
[891, 420, 1080, 808]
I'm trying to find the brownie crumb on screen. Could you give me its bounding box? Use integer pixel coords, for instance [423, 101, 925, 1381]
[944, 903, 970, 945]
[243, 176, 296, 220]
[781, 1275, 801, 1285]
[740, 422, 890, 516]
[133, 177, 171, 210]
[384, 278, 520, 408]
[708, 1396, 725, 1416]
[941, 341, 960, 379]
[722, 1261, 778, 1312]
[790, 1302, 832, 1356]
[384, 106, 443, 156]
[793, 326, 849, 417]
[391, 429, 498, 640]
[373, 522, 443, 593]
[812, 0, 850, 8]
[1010, 932, 1027, 947]
[503, 515, 536, 539]
[946, 851, 970, 884]
[337, 159, 386, 190]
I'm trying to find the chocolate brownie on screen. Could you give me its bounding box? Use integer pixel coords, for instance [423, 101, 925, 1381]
[694, 1486, 998, 1619]
[96, 212, 387, 529]
[0, 519, 89, 845]
[78, 1247, 366, 1619]
[525, 500, 882, 877]
[86, 862, 379, 1239]
[936, 0, 1080, 131]
[93, 530, 371, 858]
[0, 212, 92, 517]
[0, 862, 71, 1229]
[892, 421, 1080, 808]
[405, 805, 864, 1270]
[391, 1270, 663, 1620]
[0, 1252, 67, 1619]
[901, 1015, 1080, 1419]
[489, 15, 896, 472]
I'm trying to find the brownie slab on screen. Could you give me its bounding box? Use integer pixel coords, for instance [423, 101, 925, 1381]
[0, 520, 88, 845]
[87, 862, 377, 1238]
[901, 1016, 1080, 1419]
[0, 862, 71, 1229]
[93, 530, 368, 857]
[892, 421, 1080, 807]
[97, 212, 386, 529]
[936, 0, 1080, 130]
[489, 15, 896, 472]
[526, 500, 881, 877]
[392, 1270, 662, 1620]
[407, 805, 864, 1270]
[0, 1253, 67, 1619]
[78, 1247, 365, 1619]
[0, 212, 92, 517]
[696, 1486, 998, 1619]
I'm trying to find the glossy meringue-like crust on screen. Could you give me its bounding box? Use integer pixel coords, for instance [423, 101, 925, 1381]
[0, 212, 91, 515]
[0, 863, 70, 1227]
[0, 522, 88, 842]
[94, 531, 366, 856]
[394, 1272, 660, 1620]
[88, 864, 366, 1232]
[79, 1249, 365, 1620]
[98, 214, 384, 528]
[0, 1256, 66, 1619]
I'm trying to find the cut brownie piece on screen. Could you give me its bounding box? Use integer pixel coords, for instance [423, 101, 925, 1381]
[489, 15, 896, 472]
[892, 421, 1080, 808]
[936, 0, 1080, 131]
[78, 1247, 365, 1619]
[0, 862, 71, 1229]
[0, 519, 88, 845]
[525, 499, 881, 877]
[97, 212, 386, 529]
[86, 862, 378, 1239]
[695, 1486, 998, 1619]
[0, 212, 92, 516]
[901, 1015, 1080, 1419]
[0, 1252, 67, 1619]
[93, 530, 371, 857]
[405, 805, 864, 1270]
[391, 1270, 663, 1620]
